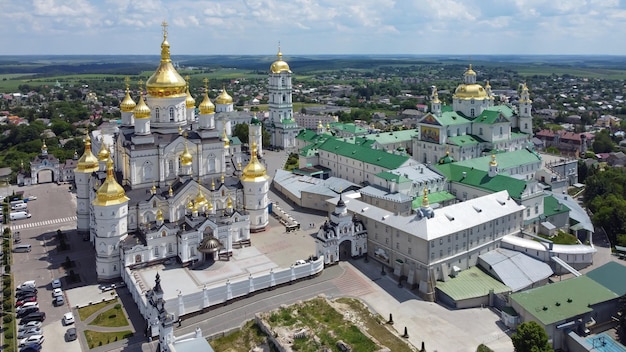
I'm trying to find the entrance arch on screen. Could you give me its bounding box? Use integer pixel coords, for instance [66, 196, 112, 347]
[339, 240, 352, 261]
[36, 169, 54, 183]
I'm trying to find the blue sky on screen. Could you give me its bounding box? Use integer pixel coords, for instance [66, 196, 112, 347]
[2, 0, 626, 56]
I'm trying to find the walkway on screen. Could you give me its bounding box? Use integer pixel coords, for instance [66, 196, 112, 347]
[10, 216, 77, 231]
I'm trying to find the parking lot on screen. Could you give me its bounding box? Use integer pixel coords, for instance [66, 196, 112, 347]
[7, 183, 82, 352]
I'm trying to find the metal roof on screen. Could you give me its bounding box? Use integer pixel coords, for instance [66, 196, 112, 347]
[586, 261, 626, 297]
[436, 266, 511, 301]
[479, 248, 553, 292]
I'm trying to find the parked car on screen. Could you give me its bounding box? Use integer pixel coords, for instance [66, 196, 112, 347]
[52, 288, 63, 298]
[19, 343, 42, 352]
[54, 295, 65, 306]
[17, 327, 42, 339]
[16, 286, 37, 295]
[16, 302, 39, 313]
[18, 321, 42, 332]
[17, 281, 36, 290]
[16, 297, 37, 306]
[19, 312, 46, 325]
[15, 292, 37, 301]
[51, 279, 61, 289]
[17, 307, 40, 318]
[65, 327, 77, 342]
[19, 335, 44, 347]
[62, 312, 74, 326]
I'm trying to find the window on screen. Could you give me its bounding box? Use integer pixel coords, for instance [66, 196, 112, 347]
[169, 107, 175, 121]
[155, 108, 160, 120]
[479, 127, 483, 135]
[408, 247, 412, 255]
[154, 246, 159, 256]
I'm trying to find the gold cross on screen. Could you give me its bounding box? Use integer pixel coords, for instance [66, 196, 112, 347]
[161, 21, 168, 38]
[124, 76, 130, 90]
[203, 77, 209, 91]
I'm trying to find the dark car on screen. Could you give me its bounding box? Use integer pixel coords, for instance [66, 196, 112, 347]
[17, 307, 39, 318]
[65, 327, 77, 342]
[15, 292, 37, 301]
[16, 287, 37, 295]
[19, 312, 46, 325]
[19, 344, 42, 352]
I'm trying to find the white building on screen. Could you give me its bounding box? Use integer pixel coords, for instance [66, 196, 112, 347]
[74, 23, 269, 281]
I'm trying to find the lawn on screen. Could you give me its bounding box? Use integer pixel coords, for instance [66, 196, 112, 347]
[77, 298, 118, 321]
[537, 231, 579, 245]
[210, 320, 277, 352]
[89, 305, 129, 327]
[84, 330, 133, 349]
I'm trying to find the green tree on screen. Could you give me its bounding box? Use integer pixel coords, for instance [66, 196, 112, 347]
[262, 125, 271, 147]
[592, 129, 615, 153]
[233, 123, 249, 144]
[511, 321, 552, 352]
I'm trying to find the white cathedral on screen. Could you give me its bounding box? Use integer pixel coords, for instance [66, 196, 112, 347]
[74, 23, 278, 281]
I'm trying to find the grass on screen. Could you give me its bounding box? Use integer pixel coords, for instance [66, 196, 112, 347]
[537, 230, 579, 245]
[337, 298, 415, 352]
[210, 320, 277, 352]
[89, 305, 129, 328]
[84, 330, 133, 349]
[77, 298, 118, 321]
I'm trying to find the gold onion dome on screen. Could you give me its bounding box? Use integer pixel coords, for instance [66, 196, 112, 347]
[134, 85, 151, 119]
[180, 141, 193, 166]
[490, 154, 498, 166]
[270, 47, 291, 74]
[185, 84, 196, 108]
[145, 22, 187, 98]
[120, 78, 136, 112]
[222, 129, 230, 149]
[94, 158, 129, 206]
[465, 64, 477, 76]
[97, 144, 110, 161]
[226, 194, 233, 209]
[199, 91, 215, 114]
[156, 208, 164, 221]
[215, 87, 233, 105]
[76, 135, 100, 173]
[454, 83, 487, 99]
[242, 142, 268, 182]
[195, 189, 207, 206]
[422, 188, 430, 208]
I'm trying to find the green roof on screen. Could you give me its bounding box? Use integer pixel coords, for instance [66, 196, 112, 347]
[376, 171, 411, 184]
[230, 136, 242, 145]
[297, 129, 320, 142]
[453, 149, 542, 173]
[330, 122, 368, 134]
[485, 105, 514, 118]
[510, 276, 618, 326]
[422, 110, 471, 126]
[586, 262, 626, 296]
[318, 138, 410, 170]
[436, 266, 511, 301]
[543, 195, 570, 217]
[473, 110, 509, 125]
[447, 135, 483, 146]
[435, 163, 527, 199]
[364, 129, 417, 145]
[412, 191, 456, 209]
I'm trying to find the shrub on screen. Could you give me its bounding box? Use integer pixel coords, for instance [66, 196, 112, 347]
[114, 304, 122, 310]
[4, 264, 10, 273]
[3, 315, 13, 323]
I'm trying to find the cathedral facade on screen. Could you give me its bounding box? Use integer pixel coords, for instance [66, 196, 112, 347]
[74, 24, 274, 281]
[413, 65, 534, 165]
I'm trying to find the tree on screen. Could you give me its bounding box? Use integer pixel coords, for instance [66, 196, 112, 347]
[511, 321, 552, 352]
[592, 129, 615, 153]
[233, 123, 249, 144]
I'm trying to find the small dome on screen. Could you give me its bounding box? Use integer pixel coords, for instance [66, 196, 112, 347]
[270, 50, 291, 74]
[215, 87, 233, 105]
[76, 135, 99, 173]
[120, 88, 136, 112]
[489, 154, 498, 166]
[198, 235, 223, 254]
[199, 91, 215, 114]
[94, 158, 129, 207]
[185, 84, 196, 108]
[97, 144, 110, 161]
[133, 92, 151, 119]
[465, 64, 477, 76]
[156, 208, 164, 221]
[241, 142, 269, 182]
[222, 129, 230, 149]
[180, 142, 193, 166]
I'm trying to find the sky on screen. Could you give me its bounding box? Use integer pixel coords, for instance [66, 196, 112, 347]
[2, 0, 626, 56]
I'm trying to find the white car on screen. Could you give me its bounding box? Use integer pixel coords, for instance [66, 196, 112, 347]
[51, 279, 61, 289]
[17, 327, 42, 339]
[62, 312, 75, 325]
[27, 196, 37, 201]
[19, 334, 44, 347]
[52, 288, 63, 298]
[18, 321, 42, 331]
[16, 302, 39, 313]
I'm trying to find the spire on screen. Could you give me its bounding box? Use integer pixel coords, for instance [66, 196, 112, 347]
[76, 134, 99, 173]
[222, 128, 230, 149]
[185, 75, 195, 108]
[241, 142, 268, 182]
[180, 138, 193, 167]
[154, 272, 163, 293]
[120, 76, 136, 112]
[199, 77, 215, 114]
[94, 157, 129, 206]
[160, 21, 171, 63]
[421, 188, 429, 208]
[337, 190, 345, 208]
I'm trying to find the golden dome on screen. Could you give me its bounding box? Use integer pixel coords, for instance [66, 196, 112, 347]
[317, 120, 323, 129]
[485, 80, 491, 89]
[195, 188, 207, 206]
[93, 158, 129, 207]
[187, 199, 194, 210]
[76, 135, 100, 173]
[207, 200, 213, 211]
[489, 154, 498, 166]
[465, 64, 476, 76]
[185, 83, 196, 108]
[145, 22, 187, 98]
[151, 183, 157, 195]
[199, 91, 215, 114]
[97, 143, 110, 161]
[226, 194, 233, 209]
[134, 85, 151, 119]
[215, 87, 233, 105]
[270, 48, 291, 74]
[422, 188, 429, 208]
[180, 141, 193, 166]
[120, 77, 136, 112]
[156, 208, 164, 221]
[453, 84, 488, 100]
[242, 142, 269, 182]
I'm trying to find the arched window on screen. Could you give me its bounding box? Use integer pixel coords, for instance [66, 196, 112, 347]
[135, 255, 142, 263]
[470, 108, 475, 117]
[169, 107, 175, 121]
[143, 161, 153, 182]
[155, 108, 160, 120]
